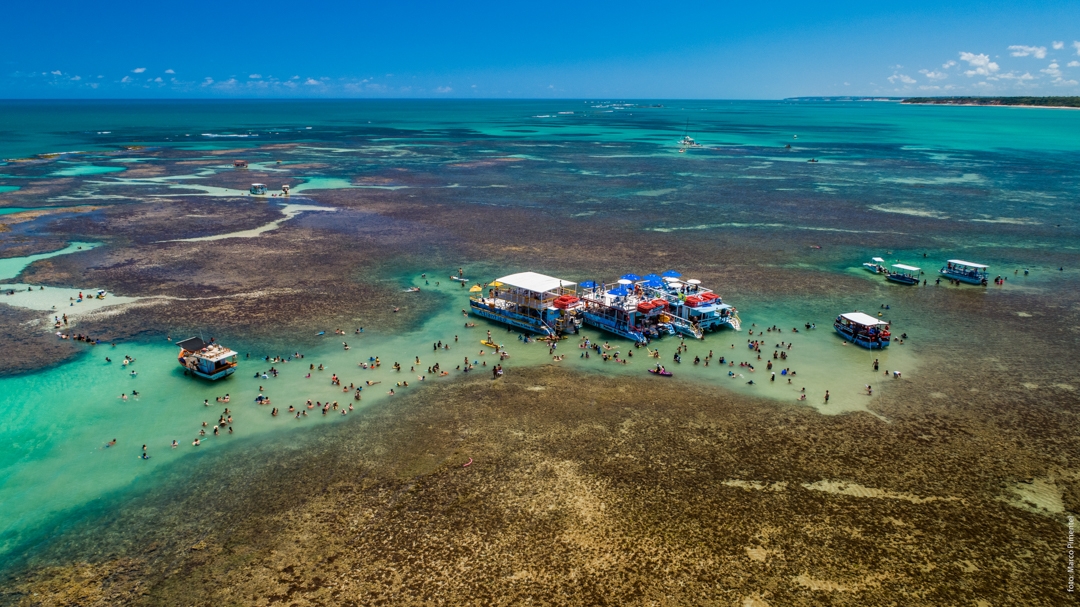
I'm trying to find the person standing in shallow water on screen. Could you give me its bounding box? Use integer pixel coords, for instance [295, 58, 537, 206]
[824, 390, 830, 403]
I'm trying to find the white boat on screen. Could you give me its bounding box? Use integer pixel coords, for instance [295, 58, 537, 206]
[940, 259, 989, 285]
[177, 337, 238, 380]
[863, 257, 887, 274]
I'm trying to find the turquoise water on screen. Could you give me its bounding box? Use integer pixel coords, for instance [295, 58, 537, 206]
[0, 269, 914, 555]
[0, 207, 29, 215]
[0, 185, 20, 194]
[0, 99, 1077, 562]
[2, 100, 1079, 161]
[50, 164, 125, 177]
[0, 242, 98, 281]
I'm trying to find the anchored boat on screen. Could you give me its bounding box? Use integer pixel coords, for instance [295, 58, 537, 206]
[643, 274, 740, 336]
[833, 312, 891, 349]
[863, 257, 887, 274]
[469, 272, 581, 338]
[886, 264, 921, 285]
[940, 259, 988, 285]
[177, 337, 238, 380]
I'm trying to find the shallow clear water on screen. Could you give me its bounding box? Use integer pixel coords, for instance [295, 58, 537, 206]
[0, 99, 1077, 562]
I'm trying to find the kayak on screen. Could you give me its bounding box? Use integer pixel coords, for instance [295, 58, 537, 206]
[648, 368, 673, 377]
[481, 340, 500, 349]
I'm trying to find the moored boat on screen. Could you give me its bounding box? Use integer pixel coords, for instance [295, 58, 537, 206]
[469, 272, 581, 338]
[863, 257, 887, 274]
[940, 259, 989, 285]
[833, 312, 891, 349]
[177, 337, 238, 380]
[886, 264, 921, 285]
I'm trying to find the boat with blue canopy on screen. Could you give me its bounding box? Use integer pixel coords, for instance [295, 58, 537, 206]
[940, 259, 988, 285]
[833, 312, 891, 349]
[886, 263, 921, 285]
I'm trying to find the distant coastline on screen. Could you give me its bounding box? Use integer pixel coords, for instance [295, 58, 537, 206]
[785, 96, 1080, 109]
[901, 96, 1080, 109]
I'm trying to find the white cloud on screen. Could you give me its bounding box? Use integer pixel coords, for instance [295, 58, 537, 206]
[249, 73, 262, 79]
[1053, 41, 1064, 50]
[304, 78, 322, 85]
[165, 69, 175, 74]
[942, 60, 957, 69]
[1042, 62, 1062, 77]
[71, 75, 81, 81]
[153, 77, 163, 83]
[1069, 61, 1080, 67]
[132, 67, 146, 73]
[120, 76, 132, 83]
[50, 70, 62, 75]
[435, 86, 453, 93]
[888, 73, 916, 85]
[959, 52, 1000, 76]
[919, 69, 947, 81]
[918, 85, 940, 91]
[1008, 45, 1046, 59]
[89, 83, 98, 89]
[202, 77, 214, 86]
[1074, 41, 1080, 55]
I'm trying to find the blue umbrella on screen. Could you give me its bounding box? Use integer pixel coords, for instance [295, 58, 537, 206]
[580, 280, 597, 288]
[643, 279, 664, 288]
[610, 287, 630, 296]
[662, 270, 681, 278]
[642, 273, 661, 281]
[620, 273, 641, 281]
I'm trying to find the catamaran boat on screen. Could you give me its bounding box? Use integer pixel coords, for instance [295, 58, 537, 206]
[886, 264, 921, 285]
[863, 257, 887, 274]
[469, 272, 581, 338]
[177, 337, 238, 380]
[940, 259, 989, 285]
[579, 280, 653, 343]
[833, 312, 891, 349]
[642, 275, 740, 337]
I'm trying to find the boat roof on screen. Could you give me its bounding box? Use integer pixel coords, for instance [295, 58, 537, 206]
[892, 264, 921, 271]
[871, 257, 885, 262]
[177, 336, 209, 351]
[947, 259, 988, 269]
[840, 312, 889, 326]
[497, 271, 575, 293]
[251, 183, 266, 187]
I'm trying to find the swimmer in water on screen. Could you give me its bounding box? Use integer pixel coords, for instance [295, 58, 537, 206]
[105, 438, 117, 448]
[172, 440, 178, 448]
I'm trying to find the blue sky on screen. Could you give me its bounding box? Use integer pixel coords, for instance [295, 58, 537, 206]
[3, 0, 1078, 98]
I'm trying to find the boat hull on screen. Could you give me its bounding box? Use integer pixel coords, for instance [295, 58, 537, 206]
[179, 361, 237, 380]
[939, 270, 987, 285]
[470, 301, 555, 337]
[834, 324, 890, 349]
[581, 312, 648, 343]
[886, 274, 919, 285]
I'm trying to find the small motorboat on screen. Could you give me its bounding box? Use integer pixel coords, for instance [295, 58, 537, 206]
[863, 257, 887, 274]
[648, 368, 673, 377]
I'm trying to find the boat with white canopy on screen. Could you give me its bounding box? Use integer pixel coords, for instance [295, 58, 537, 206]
[469, 272, 581, 337]
[886, 264, 921, 285]
[863, 257, 887, 274]
[940, 260, 988, 285]
[833, 312, 891, 349]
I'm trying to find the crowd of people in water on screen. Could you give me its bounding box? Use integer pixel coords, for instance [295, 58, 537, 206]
[103, 269, 913, 460]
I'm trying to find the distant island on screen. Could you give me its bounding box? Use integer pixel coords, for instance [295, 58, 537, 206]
[901, 96, 1080, 108]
